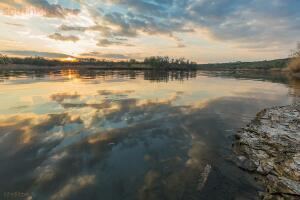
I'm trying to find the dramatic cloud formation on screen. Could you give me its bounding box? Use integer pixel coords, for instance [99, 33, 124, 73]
[185, 0, 300, 46]
[0, 0, 300, 61]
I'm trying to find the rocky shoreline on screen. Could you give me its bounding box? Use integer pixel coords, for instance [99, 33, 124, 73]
[233, 103, 300, 199]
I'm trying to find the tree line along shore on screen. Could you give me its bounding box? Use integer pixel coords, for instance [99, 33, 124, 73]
[0, 54, 294, 71]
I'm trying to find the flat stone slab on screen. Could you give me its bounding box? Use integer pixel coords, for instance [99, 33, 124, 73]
[234, 103, 300, 199]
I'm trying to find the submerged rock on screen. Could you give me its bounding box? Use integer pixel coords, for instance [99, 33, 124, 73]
[233, 103, 300, 199]
[197, 164, 211, 191]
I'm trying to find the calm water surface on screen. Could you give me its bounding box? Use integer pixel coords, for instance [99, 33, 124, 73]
[0, 70, 298, 200]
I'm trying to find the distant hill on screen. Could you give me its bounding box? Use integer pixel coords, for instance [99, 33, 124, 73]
[196, 58, 289, 71]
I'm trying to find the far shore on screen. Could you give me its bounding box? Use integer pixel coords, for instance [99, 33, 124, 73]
[0, 63, 289, 72]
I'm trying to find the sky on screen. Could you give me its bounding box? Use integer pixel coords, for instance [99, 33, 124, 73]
[0, 0, 300, 63]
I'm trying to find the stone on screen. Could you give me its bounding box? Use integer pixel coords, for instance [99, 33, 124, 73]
[234, 103, 300, 199]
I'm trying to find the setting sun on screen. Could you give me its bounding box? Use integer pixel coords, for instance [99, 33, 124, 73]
[61, 57, 78, 62]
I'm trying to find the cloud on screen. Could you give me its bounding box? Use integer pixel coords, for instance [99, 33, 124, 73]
[177, 43, 186, 48]
[106, 0, 167, 16]
[29, 0, 80, 18]
[185, 0, 300, 47]
[101, 10, 193, 38]
[58, 1, 194, 45]
[5, 22, 24, 27]
[96, 39, 133, 47]
[1, 0, 300, 58]
[51, 93, 80, 103]
[58, 24, 124, 38]
[59, 24, 87, 32]
[48, 33, 79, 42]
[73, 0, 300, 50]
[100, 53, 129, 59]
[80, 51, 130, 59]
[98, 90, 134, 96]
[50, 175, 95, 200]
[1, 50, 72, 58]
[0, 0, 80, 18]
[97, 39, 122, 47]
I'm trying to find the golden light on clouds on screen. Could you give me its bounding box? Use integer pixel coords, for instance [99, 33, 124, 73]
[0, 0, 299, 62]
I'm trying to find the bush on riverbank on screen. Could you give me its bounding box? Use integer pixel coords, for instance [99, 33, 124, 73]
[288, 43, 300, 73]
[288, 57, 300, 73]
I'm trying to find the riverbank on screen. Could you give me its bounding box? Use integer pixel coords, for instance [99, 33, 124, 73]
[0, 57, 289, 71]
[233, 103, 300, 199]
[0, 63, 201, 71]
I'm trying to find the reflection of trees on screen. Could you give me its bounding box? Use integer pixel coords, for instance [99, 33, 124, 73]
[288, 76, 300, 101]
[0, 69, 198, 83]
[2, 69, 295, 85]
[202, 70, 300, 103]
[144, 70, 197, 82]
[202, 70, 289, 84]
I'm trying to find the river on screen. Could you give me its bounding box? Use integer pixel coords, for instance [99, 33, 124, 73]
[0, 69, 298, 200]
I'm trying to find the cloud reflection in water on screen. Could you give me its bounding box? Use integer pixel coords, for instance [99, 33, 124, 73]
[0, 70, 294, 200]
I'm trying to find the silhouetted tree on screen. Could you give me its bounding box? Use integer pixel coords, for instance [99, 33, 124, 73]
[0, 54, 11, 64]
[143, 56, 197, 69]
